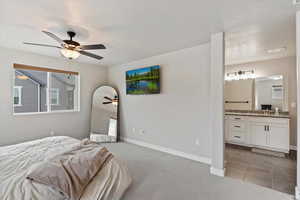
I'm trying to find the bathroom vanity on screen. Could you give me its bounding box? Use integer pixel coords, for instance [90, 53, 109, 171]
[225, 113, 290, 153]
[224, 73, 291, 153]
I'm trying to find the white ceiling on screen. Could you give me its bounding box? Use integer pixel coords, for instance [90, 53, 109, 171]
[225, 14, 296, 65]
[0, 0, 298, 66]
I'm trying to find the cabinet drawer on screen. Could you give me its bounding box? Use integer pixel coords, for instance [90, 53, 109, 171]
[248, 117, 289, 125]
[229, 131, 245, 143]
[227, 115, 245, 121]
[230, 121, 246, 132]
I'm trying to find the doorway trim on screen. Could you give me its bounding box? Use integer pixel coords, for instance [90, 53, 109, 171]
[295, 11, 300, 199]
[210, 32, 226, 176]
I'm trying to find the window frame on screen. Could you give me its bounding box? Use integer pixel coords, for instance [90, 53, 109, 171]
[13, 86, 23, 107]
[50, 88, 60, 106]
[13, 64, 80, 116]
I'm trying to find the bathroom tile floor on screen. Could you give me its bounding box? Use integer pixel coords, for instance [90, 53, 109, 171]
[225, 144, 296, 194]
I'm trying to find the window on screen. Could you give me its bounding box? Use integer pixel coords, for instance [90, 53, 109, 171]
[50, 88, 59, 105]
[272, 85, 283, 100]
[13, 64, 80, 114]
[50, 72, 77, 111]
[13, 86, 22, 106]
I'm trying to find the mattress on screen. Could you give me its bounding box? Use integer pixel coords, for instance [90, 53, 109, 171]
[0, 136, 132, 200]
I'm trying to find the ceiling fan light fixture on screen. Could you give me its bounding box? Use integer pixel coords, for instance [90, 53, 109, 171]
[60, 48, 80, 59]
[24, 31, 105, 60]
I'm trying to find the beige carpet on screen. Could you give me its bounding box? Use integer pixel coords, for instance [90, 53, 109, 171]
[103, 142, 294, 200]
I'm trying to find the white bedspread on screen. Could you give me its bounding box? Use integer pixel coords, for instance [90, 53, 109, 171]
[0, 136, 132, 200]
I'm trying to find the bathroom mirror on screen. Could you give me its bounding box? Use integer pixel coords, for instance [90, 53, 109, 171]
[224, 74, 287, 111]
[90, 86, 119, 143]
[255, 75, 284, 111]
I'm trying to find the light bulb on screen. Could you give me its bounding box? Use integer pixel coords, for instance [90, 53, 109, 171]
[60, 49, 80, 59]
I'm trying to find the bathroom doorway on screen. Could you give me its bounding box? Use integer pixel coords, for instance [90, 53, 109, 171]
[223, 28, 297, 194]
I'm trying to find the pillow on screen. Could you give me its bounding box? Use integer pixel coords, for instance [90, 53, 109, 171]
[27, 141, 113, 200]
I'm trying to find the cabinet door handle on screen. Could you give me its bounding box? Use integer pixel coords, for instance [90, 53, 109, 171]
[234, 118, 241, 120]
[267, 125, 270, 131]
[264, 125, 266, 131]
[234, 126, 241, 128]
[234, 136, 241, 138]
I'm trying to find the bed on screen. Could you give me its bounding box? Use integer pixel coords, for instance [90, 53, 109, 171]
[0, 136, 132, 200]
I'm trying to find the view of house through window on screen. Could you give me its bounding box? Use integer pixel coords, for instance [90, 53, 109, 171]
[50, 72, 77, 111]
[50, 88, 60, 105]
[13, 86, 22, 106]
[13, 64, 79, 114]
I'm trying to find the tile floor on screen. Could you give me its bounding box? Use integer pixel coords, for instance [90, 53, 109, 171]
[225, 144, 297, 194]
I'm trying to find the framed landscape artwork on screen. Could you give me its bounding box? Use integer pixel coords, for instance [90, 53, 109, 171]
[126, 65, 160, 95]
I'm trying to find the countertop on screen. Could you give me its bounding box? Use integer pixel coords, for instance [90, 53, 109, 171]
[225, 111, 290, 119]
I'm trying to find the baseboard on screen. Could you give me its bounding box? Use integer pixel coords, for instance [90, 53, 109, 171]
[290, 145, 297, 151]
[296, 186, 300, 199]
[210, 167, 226, 177]
[121, 137, 211, 165]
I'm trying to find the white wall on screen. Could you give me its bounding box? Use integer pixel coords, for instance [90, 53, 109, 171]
[226, 57, 297, 146]
[108, 43, 212, 158]
[0, 47, 107, 146]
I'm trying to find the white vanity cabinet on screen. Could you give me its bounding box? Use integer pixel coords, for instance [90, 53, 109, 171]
[225, 115, 249, 145]
[225, 115, 290, 153]
[249, 117, 290, 153]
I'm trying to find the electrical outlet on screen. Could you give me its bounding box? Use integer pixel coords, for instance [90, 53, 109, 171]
[139, 129, 145, 135]
[195, 139, 200, 146]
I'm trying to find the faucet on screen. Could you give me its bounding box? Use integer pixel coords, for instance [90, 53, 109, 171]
[263, 110, 271, 115]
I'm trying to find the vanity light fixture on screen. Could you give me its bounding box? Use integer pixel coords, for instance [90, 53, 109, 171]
[225, 70, 255, 81]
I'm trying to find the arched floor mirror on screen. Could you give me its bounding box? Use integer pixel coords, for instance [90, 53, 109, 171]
[90, 86, 119, 143]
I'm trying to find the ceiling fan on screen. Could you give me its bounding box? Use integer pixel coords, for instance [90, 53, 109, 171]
[24, 31, 106, 60]
[103, 96, 118, 105]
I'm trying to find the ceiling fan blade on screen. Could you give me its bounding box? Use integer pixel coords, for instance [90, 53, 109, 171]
[42, 30, 65, 45]
[103, 102, 112, 104]
[78, 44, 106, 50]
[104, 96, 113, 101]
[79, 50, 103, 60]
[23, 42, 61, 48]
